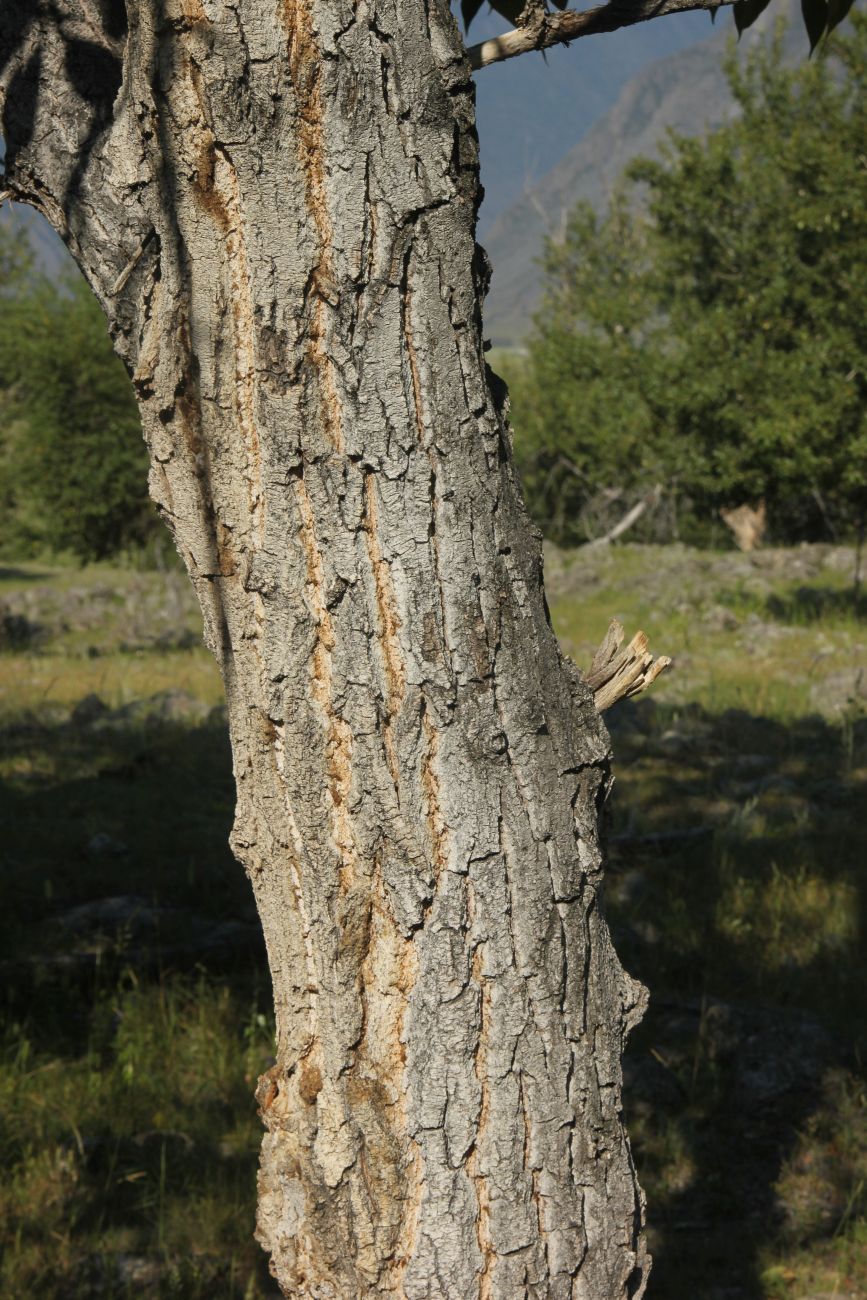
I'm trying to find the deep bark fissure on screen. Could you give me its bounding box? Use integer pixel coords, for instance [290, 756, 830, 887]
[1, 1, 650, 1295]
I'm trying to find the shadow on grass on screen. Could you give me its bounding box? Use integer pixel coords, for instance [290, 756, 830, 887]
[0, 706, 277, 1298]
[2, 694, 866, 1297]
[765, 584, 867, 625]
[0, 566, 54, 582]
[605, 700, 867, 1298]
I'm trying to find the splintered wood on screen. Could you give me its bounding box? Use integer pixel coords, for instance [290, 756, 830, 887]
[586, 619, 671, 712]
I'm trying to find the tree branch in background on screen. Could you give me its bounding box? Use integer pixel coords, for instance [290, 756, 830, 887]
[469, 0, 738, 70]
[586, 618, 672, 711]
[588, 484, 663, 546]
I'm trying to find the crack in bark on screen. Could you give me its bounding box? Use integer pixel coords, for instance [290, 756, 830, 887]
[272, 724, 320, 1054]
[420, 703, 449, 899]
[352, 856, 425, 1290]
[469, 944, 495, 1300]
[282, 0, 345, 454]
[293, 470, 358, 893]
[399, 242, 429, 445]
[363, 471, 406, 713]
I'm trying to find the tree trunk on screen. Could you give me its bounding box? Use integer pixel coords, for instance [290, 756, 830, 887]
[1, 2, 649, 1294]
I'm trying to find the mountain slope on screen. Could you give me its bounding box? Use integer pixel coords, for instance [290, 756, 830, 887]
[482, 8, 807, 345]
[471, 9, 711, 229]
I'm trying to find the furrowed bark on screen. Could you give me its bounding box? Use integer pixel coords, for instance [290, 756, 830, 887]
[0, 2, 649, 1295]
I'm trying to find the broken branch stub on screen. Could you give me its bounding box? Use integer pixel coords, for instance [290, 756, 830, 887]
[586, 618, 672, 712]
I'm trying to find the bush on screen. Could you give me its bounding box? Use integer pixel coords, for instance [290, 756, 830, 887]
[506, 17, 867, 548]
[0, 258, 161, 563]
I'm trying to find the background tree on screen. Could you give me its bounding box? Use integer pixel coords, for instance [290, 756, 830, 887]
[0, 217, 33, 535]
[501, 198, 671, 545]
[0, 267, 158, 561]
[637, 18, 867, 542]
[507, 16, 867, 548]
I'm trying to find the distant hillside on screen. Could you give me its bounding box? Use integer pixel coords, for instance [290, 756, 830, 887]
[482, 6, 807, 346]
[471, 8, 710, 230]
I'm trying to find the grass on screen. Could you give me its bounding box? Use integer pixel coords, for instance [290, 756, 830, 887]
[1, 545, 865, 1298]
[1, 978, 274, 1299]
[0, 561, 275, 1296]
[546, 541, 866, 720]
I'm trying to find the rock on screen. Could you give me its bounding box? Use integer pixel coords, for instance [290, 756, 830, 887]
[71, 693, 109, 725]
[49, 895, 263, 969]
[115, 689, 211, 725]
[622, 1050, 685, 1115]
[604, 697, 657, 736]
[86, 584, 122, 604]
[152, 689, 209, 720]
[820, 546, 859, 575]
[809, 667, 867, 717]
[80, 1254, 164, 1296]
[733, 753, 773, 773]
[120, 629, 200, 653]
[658, 729, 690, 755]
[757, 773, 798, 796]
[154, 627, 199, 651]
[85, 833, 129, 857]
[641, 997, 840, 1113]
[131, 1128, 194, 1153]
[59, 895, 156, 934]
[796, 1294, 858, 1299]
[610, 824, 713, 850]
[632, 918, 660, 945]
[738, 614, 799, 645]
[0, 603, 43, 649]
[207, 702, 228, 727]
[195, 918, 260, 954]
[608, 868, 648, 907]
[698, 1001, 837, 1105]
[702, 603, 741, 632]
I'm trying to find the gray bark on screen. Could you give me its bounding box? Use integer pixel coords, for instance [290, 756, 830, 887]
[0, 3, 649, 1295]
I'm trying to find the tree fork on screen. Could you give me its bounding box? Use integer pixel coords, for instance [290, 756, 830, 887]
[1, 1, 649, 1294]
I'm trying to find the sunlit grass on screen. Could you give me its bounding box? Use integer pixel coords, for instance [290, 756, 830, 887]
[0, 978, 275, 1299]
[717, 863, 858, 970]
[0, 648, 224, 717]
[1, 546, 865, 1298]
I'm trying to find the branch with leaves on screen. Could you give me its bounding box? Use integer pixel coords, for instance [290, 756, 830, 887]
[463, 0, 857, 69]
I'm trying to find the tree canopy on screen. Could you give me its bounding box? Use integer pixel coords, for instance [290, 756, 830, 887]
[504, 15, 867, 546]
[0, 250, 158, 563]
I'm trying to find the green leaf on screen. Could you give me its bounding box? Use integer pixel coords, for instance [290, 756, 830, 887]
[801, 0, 829, 50]
[506, 17, 867, 548]
[487, 0, 527, 20]
[461, 0, 485, 26]
[463, 0, 570, 28]
[732, 0, 774, 35]
[827, 0, 855, 32]
[463, 0, 518, 24]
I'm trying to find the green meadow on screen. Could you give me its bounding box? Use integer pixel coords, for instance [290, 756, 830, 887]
[1, 544, 864, 1298]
